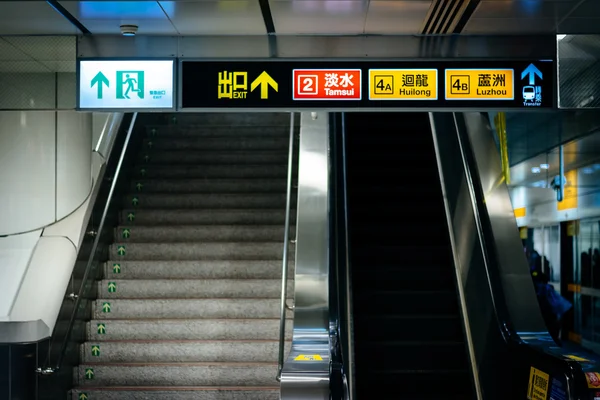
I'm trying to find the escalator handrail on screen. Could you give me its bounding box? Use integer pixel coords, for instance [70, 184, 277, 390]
[328, 112, 354, 400]
[49, 112, 138, 372]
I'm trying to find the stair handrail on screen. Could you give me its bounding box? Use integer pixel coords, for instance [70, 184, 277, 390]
[50, 112, 138, 373]
[277, 112, 296, 381]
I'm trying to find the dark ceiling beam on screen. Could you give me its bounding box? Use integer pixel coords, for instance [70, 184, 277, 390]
[46, 0, 91, 35]
[258, 0, 277, 57]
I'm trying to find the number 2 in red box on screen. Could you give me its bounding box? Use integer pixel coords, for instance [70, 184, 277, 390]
[293, 69, 362, 100]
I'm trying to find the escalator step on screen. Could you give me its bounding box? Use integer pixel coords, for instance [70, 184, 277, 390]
[353, 315, 464, 342]
[351, 266, 455, 291]
[357, 341, 469, 370]
[352, 290, 459, 316]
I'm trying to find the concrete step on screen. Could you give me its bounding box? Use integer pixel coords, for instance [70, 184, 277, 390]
[86, 318, 293, 341]
[108, 242, 293, 261]
[147, 124, 293, 136]
[132, 165, 289, 179]
[136, 151, 289, 165]
[91, 298, 292, 319]
[114, 225, 292, 243]
[119, 209, 295, 226]
[97, 279, 293, 299]
[127, 178, 288, 194]
[103, 260, 294, 280]
[144, 137, 289, 151]
[123, 193, 290, 209]
[72, 386, 279, 400]
[74, 362, 277, 386]
[80, 340, 291, 363]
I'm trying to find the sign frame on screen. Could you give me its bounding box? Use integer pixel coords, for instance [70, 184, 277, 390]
[76, 57, 177, 112]
[177, 57, 557, 112]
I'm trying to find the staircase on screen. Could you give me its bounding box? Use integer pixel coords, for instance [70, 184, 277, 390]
[344, 112, 475, 399]
[72, 113, 296, 400]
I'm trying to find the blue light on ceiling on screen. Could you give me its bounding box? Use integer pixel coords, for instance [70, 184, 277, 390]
[79, 1, 174, 19]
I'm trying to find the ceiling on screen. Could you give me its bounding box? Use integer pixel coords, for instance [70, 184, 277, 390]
[0, 0, 599, 36]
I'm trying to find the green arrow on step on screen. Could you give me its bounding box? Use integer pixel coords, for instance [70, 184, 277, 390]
[122, 228, 131, 239]
[91, 345, 100, 357]
[107, 282, 117, 293]
[147, 141, 153, 148]
[102, 302, 111, 313]
[136, 182, 144, 191]
[85, 368, 94, 380]
[112, 263, 121, 274]
[150, 128, 157, 136]
[132, 197, 139, 206]
[117, 245, 126, 256]
[140, 168, 147, 177]
[172, 116, 177, 124]
[97, 323, 106, 334]
[143, 154, 150, 162]
[79, 393, 88, 400]
[91, 72, 109, 99]
[127, 212, 135, 222]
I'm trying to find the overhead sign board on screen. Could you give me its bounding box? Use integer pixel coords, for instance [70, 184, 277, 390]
[180, 60, 554, 110]
[78, 59, 175, 110]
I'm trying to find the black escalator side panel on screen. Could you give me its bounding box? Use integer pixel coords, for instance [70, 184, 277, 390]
[344, 112, 475, 399]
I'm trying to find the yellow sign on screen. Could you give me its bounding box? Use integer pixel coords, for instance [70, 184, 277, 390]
[217, 70, 278, 100]
[514, 207, 526, 218]
[557, 169, 578, 211]
[294, 354, 323, 361]
[445, 69, 514, 100]
[527, 367, 549, 400]
[586, 372, 600, 388]
[369, 69, 437, 100]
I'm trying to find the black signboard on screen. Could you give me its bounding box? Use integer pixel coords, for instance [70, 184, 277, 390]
[180, 60, 555, 109]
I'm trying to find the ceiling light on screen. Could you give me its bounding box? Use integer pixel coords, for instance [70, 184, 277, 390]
[120, 25, 138, 37]
[531, 167, 541, 174]
[557, 34, 567, 41]
[540, 163, 549, 169]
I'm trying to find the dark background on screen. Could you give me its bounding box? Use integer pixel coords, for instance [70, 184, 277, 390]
[181, 60, 555, 109]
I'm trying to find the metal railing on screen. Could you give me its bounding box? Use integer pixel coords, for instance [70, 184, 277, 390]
[277, 111, 296, 381]
[38, 112, 138, 375]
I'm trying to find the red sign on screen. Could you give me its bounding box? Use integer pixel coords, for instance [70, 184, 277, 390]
[293, 69, 362, 100]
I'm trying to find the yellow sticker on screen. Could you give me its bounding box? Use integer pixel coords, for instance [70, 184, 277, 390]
[586, 372, 600, 388]
[369, 69, 438, 100]
[566, 354, 591, 362]
[527, 367, 549, 400]
[294, 354, 323, 361]
[445, 69, 514, 100]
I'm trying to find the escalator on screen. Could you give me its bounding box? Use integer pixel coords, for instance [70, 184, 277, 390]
[344, 112, 476, 399]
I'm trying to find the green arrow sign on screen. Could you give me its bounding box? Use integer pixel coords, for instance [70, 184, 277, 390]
[91, 345, 100, 357]
[172, 116, 177, 124]
[85, 368, 94, 380]
[107, 282, 117, 293]
[97, 323, 106, 334]
[127, 212, 135, 222]
[140, 168, 147, 176]
[102, 302, 111, 313]
[112, 263, 121, 274]
[117, 245, 126, 256]
[150, 128, 157, 136]
[91, 72, 109, 99]
[136, 182, 144, 191]
[132, 197, 139, 206]
[79, 393, 88, 400]
[122, 228, 131, 238]
[147, 141, 153, 149]
[143, 154, 150, 162]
